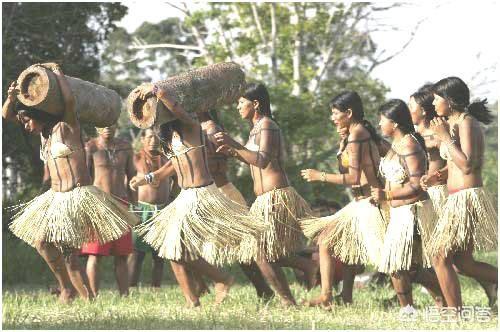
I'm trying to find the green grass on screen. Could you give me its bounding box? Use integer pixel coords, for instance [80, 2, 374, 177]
[2, 234, 498, 330]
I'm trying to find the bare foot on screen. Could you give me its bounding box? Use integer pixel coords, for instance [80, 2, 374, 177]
[305, 260, 320, 291]
[48, 286, 61, 296]
[280, 297, 297, 307]
[303, 294, 332, 309]
[59, 288, 76, 304]
[185, 299, 201, 308]
[194, 280, 210, 298]
[214, 276, 234, 305]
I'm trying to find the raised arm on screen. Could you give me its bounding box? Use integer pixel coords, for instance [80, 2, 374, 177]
[134, 83, 197, 127]
[40, 63, 77, 126]
[2, 81, 19, 122]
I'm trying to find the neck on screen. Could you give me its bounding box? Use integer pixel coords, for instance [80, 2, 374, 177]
[348, 121, 360, 133]
[392, 129, 405, 142]
[252, 112, 264, 126]
[416, 120, 428, 133]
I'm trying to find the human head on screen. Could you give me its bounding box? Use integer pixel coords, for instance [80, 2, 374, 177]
[409, 84, 437, 125]
[329, 91, 364, 129]
[237, 83, 271, 120]
[96, 125, 117, 140]
[378, 99, 415, 138]
[16, 107, 61, 135]
[141, 128, 160, 153]
[432, 76, 491, 124]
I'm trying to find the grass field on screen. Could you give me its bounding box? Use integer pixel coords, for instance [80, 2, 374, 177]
[2, 234, 498, 330]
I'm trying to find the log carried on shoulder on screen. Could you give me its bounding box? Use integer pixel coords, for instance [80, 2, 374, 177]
[16, 65, 122, 127]
[127, 62, 246, 129]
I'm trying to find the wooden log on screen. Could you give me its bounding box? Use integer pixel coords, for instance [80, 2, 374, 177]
[127, 62, 246, 129]
[16, 65, 122, 127]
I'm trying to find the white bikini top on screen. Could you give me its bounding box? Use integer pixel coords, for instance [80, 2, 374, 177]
[40, 135, 82, 162]
[379, 155, 408, 184]
[167, 132, 205, 159]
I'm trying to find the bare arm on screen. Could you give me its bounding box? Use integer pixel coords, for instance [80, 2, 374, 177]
[125, 146, 137, 203]
[214, 120, 277, 168]
[2, 81, 19, 122]
[444, 119, 480, 175]
[377, 138, 391, 157]
[386, 145, 427, 201]
[85, 143, 95, 182]
[129, 160, 175, 190]
[42, 64, 77, 126]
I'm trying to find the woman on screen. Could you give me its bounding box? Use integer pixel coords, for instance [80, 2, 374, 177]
[130, 83, 263, 307]
[3, 63, 137, 303]
[371, 99, 441, 309]
[300, 91, 387, 308]
[412, 84, 497, 307]
[214, 83, 318, 306]
[427, 77, 497, 310]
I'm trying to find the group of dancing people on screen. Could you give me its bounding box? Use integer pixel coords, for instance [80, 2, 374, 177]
[3, 63, 498, 315]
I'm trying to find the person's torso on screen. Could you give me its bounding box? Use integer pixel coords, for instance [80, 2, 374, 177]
[201, 120, 229, 187]
[89, 138, 131, 198]
[167, 123, 213, 189]
[245, 118, 289, 196]
[135, 149, 171, 204]
[44, 121, 91, 192]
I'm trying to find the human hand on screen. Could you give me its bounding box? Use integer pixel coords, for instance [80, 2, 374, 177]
[129, 176, 146, 191]
[7, 81, 19, 101]
[370, 187, 386, 203]
[133, 83, 155, 100]
[430, 117, 451, 141]
[301, 169, 321, 182]
[214, 132, 239, 148]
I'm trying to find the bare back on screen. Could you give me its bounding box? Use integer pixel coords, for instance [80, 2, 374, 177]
[201, 120, 229, 187]
[167, 122, 213, 189]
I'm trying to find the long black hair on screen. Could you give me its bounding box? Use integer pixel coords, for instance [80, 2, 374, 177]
[16, 104, 61, 137]
[379, 99, 426, 151]
[329, 91, 381, 143]
[432, 76, 492, 124]
[242, 83, 275, 122]
[158, 119, 182, 157]
[410, 84, 437, 122]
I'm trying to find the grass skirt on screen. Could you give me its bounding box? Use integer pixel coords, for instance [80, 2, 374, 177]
[134, 183, 263, 266]
[9, 185, 138, 250]
[429, 187, 497, 258]
[300, 198, 388, 266]
[378, 200, 436, 274]
[427, 184, 448, 216]
[218, 182, 248, 207]
[240, 186, 312, 263]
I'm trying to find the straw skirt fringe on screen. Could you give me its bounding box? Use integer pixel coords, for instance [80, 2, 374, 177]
[429, 187, 497, 258]
[9, 185, 138, 250]
[134, 183, 262, 266]
[218, 182, 248, 207]
[240, 186, 312, 263]
[427, 184, 448, 216]
[378, 200, 435, 274]
[300, 198, 388, 266]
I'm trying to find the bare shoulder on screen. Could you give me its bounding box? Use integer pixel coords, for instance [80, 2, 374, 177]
[85, 138, 98, 152]
[260, 117, 279, 130]
[401, 135, 424, 156]
[348, 125, 370, 142]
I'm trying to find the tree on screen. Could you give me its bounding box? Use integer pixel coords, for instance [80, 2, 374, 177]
[2, 2, 127, 200]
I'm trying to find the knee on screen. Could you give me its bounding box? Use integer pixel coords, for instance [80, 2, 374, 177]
[65, 255, 81, 271]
